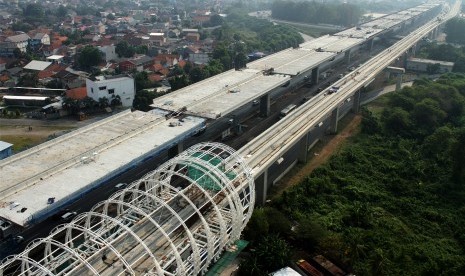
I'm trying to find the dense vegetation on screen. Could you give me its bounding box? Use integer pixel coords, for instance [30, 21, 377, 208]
[242, 74, 465, 275]
[271, 1, 363, 27]
[213, 9, 304, 54]
[445, 17, 465, 45]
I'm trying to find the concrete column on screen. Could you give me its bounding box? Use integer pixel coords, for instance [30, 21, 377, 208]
[367, 38, 374, 51]
[254, 170, 269, 205]
[259, 93, 270, 117]
[352, 90, 361, 113]
[411, 43, 417, 57]
[402, 53, 408, 68]
[329, 107, 339, 134]
[344, 50, 351, 64]
[311, 66, 320, 85]
[297, 133, 309, 163]
[396, 73, 403, 91]
[168, 142, 184, 158]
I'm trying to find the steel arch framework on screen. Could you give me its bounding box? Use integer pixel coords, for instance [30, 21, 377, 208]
[0, 143, 254, 276]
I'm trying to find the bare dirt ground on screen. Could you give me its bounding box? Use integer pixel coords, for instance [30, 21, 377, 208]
[0, 113, 113, 152]
[270, 114, 363, 199]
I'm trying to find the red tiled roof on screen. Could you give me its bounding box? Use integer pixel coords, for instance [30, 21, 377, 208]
[148, 73, 163, 82]
[66, 87, 87, 100]
[38, 70, 55, 79]
[0, 75, 10, 82]
[177, 60, 187, 68]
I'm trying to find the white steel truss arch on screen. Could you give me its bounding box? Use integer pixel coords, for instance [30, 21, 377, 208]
[91, 198, 185, 275]
[0, 143, 254, 276]
[61, 222, 135, 273]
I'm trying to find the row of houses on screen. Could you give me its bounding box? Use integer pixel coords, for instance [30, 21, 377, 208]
[0, 33, 50, 56]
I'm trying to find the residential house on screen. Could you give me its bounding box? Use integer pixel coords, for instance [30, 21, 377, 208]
[152, 22, 170, 32]
[29, 33, 50, 50]
[189, 53, 210, 65]
[86, 75, 135, 107]
[119, 55, 153, 72]
[154, 54, 178, 68]
[186, 32, 200, 42]
[149, 33, 166, 46]
[0, 33, 30, 56]
[6, 33, 31, 52]
[66, 87, 87, 100]
[98, 44, 117, 62]
[54, 69, 84, 89]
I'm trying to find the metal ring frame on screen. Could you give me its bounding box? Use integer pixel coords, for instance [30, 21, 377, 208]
[0, 143, 254, 276]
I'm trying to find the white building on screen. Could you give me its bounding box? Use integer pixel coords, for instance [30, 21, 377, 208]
[86, 75, 135, 107]
[98, 44, 117, 62]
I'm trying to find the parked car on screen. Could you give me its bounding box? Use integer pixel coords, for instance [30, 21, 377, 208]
[328, 86, 340, 94]
[115, 183, 127, 189]
[61, 211, 77, 222]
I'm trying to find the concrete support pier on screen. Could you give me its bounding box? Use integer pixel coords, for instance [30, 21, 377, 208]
[352, 90, 361, 113]
[255, 170, 269, 205]
[329, 107, 339, 134]
[311, 66, 320, 85]
[260, 93, 271, 117]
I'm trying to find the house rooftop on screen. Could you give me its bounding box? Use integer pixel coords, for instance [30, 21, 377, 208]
[24, 60, 52, 71]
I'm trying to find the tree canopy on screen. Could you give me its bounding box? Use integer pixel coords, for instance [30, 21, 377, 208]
[259, 73, 465, 275]
[78, 46, 102, 68]
[271, 1, 363, 27]
[445, 17, 465, 45]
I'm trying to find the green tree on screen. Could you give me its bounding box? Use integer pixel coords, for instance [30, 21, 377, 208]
[78, 46, 102, 68]
[134, 71, 151, 91]
[234, 52, 248, 70]
[382, 107, 412, 136]
[209, 14, 224, 26]
[17, 72, 38, 87]
[24, 3, 44, 18]
[254, 235, 292, 272]
[189, 67, 208, 83]
[451, 128, 465, 186]
[295, 217, 327, 251]
[453, 57, 465, 73]
[56, 5, 68, 18]
[445, 18, 465, 45]
[426, 63, 441, 74]
[243, 208, 269, 242]
[115, 41, 135, 58]
[169, 74, 190, 91]
[133, 89, 156, 111]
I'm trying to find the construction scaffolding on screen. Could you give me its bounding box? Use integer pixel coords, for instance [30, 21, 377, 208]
[0, 143, 255, 276]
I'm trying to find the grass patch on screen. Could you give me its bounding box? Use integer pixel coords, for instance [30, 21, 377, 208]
[0, 125, 76, 153]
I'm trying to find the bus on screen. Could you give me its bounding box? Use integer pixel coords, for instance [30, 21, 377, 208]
[279, 104, 297, 118]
